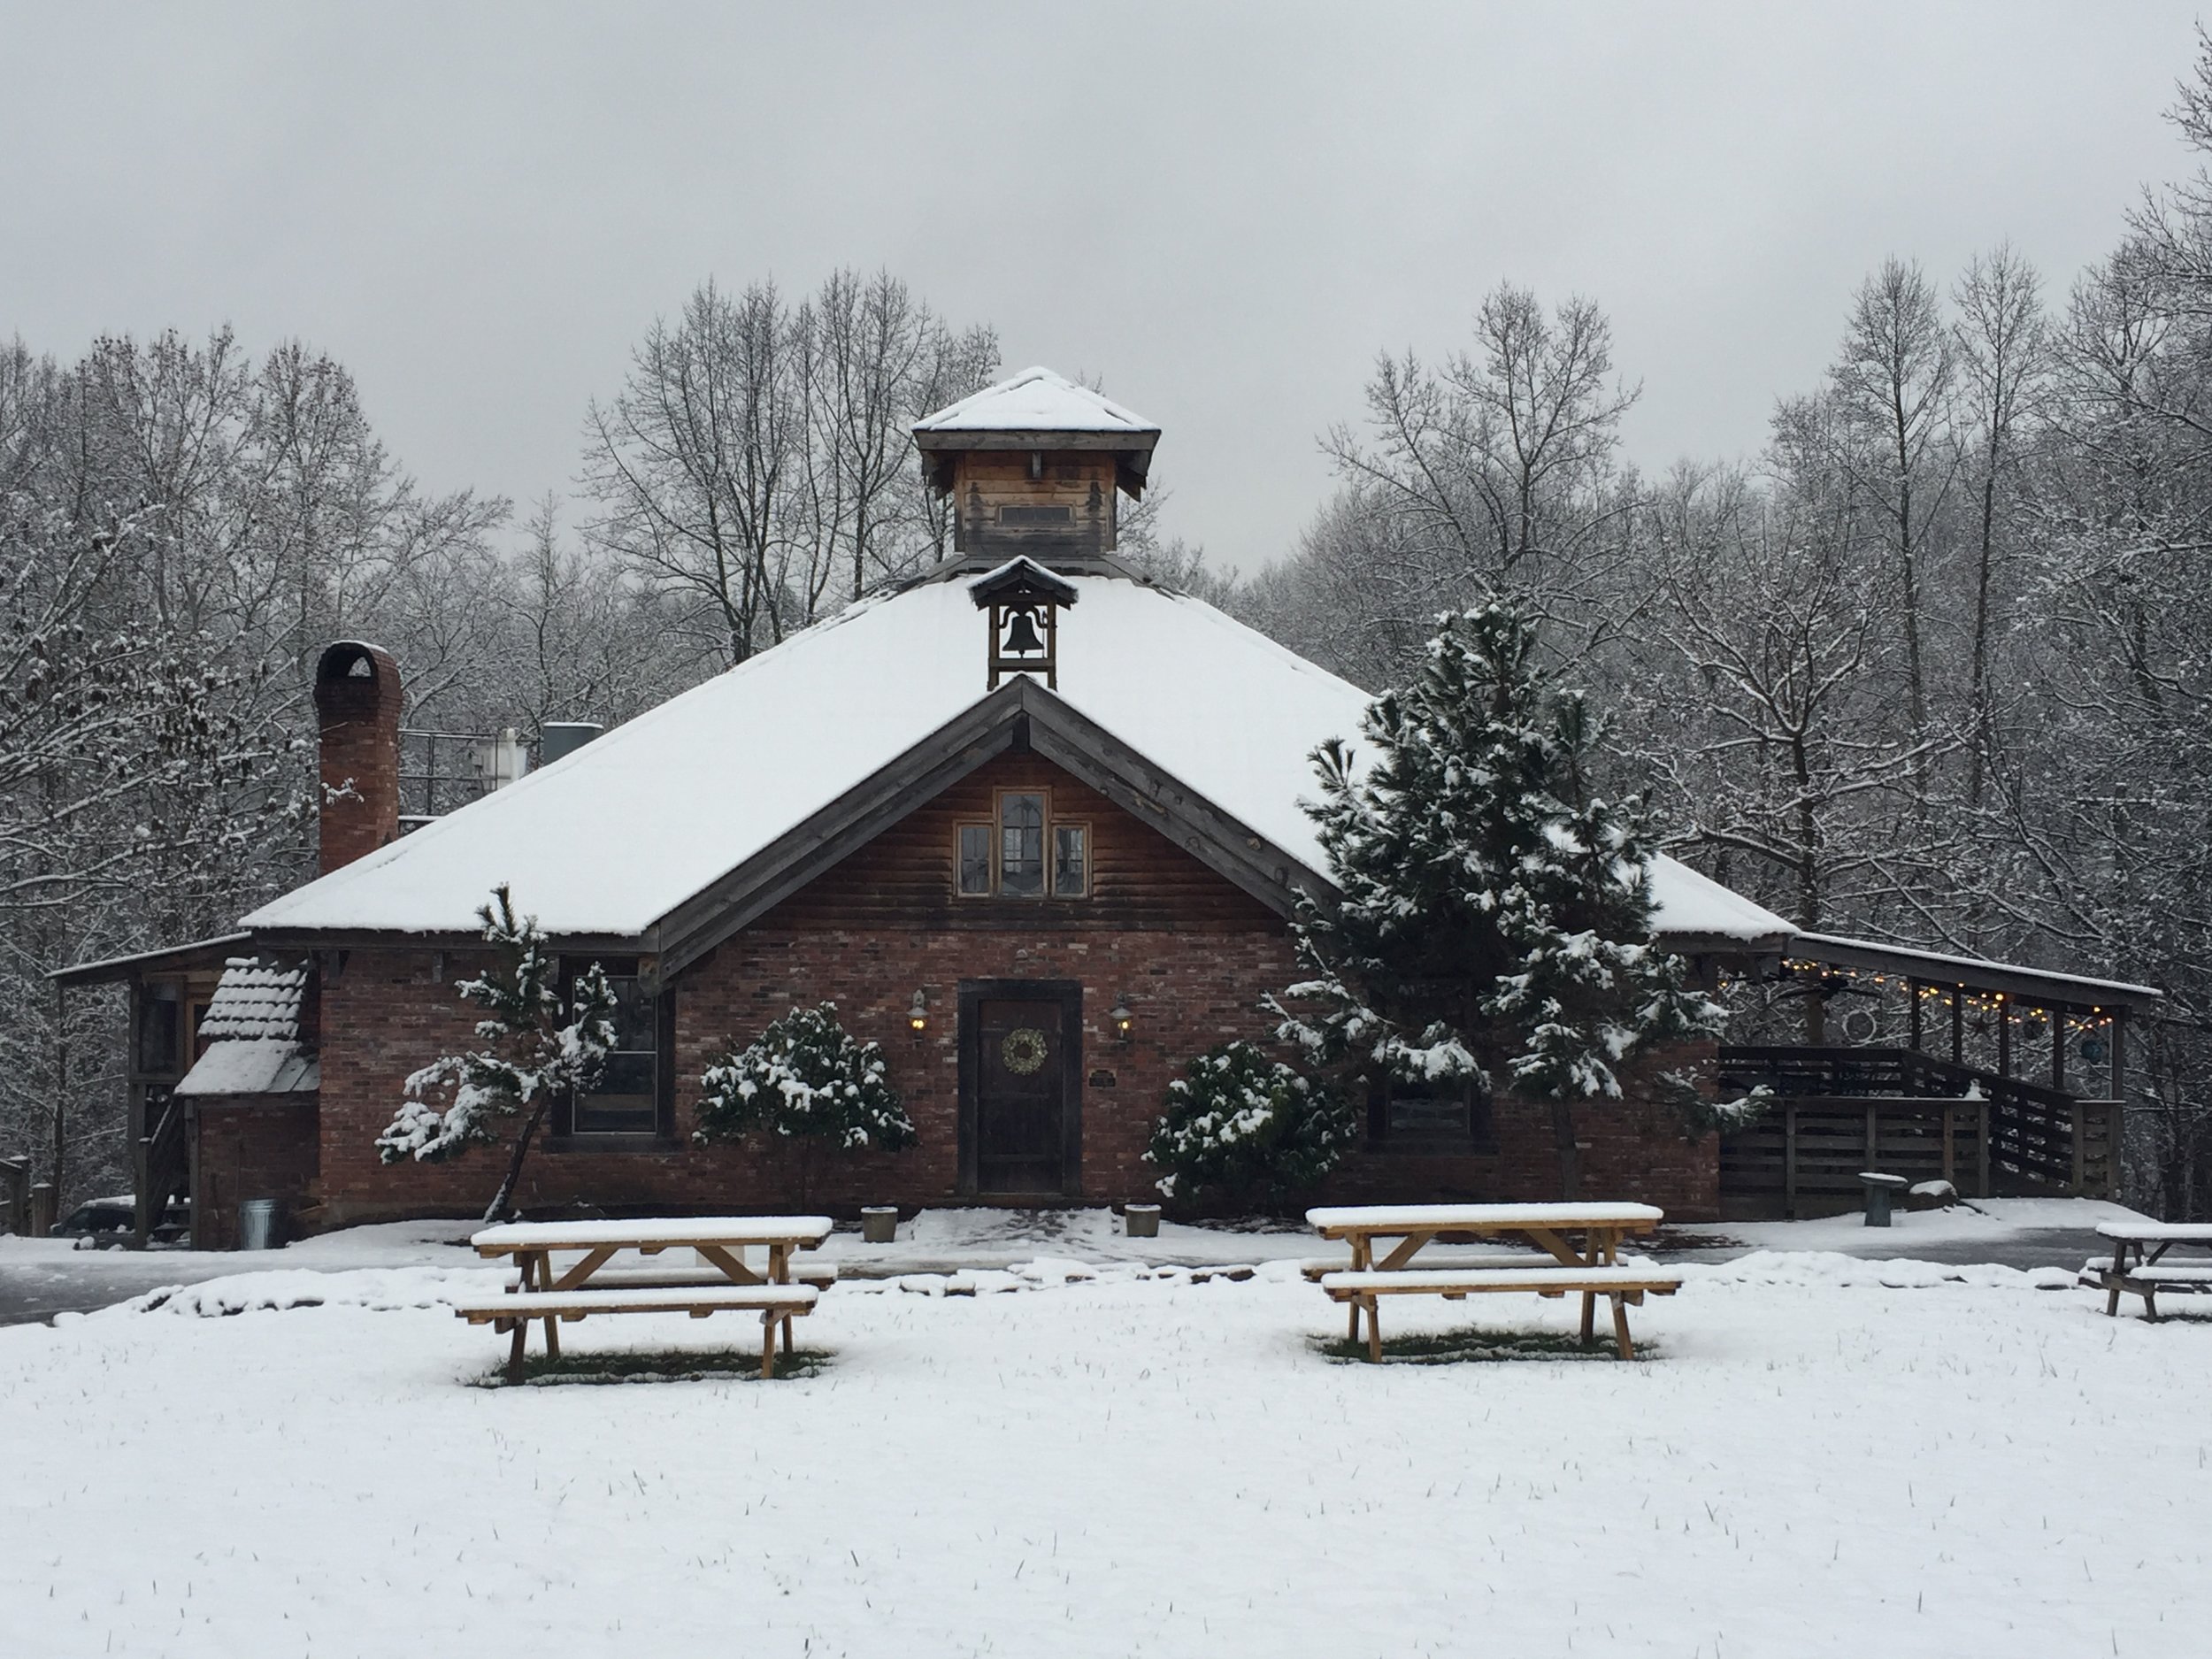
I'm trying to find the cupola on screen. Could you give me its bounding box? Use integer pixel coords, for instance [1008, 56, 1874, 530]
[911, 366, 1160, 571]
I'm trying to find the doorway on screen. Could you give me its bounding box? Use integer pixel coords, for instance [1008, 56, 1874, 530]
[958, 979, 1082, 1197]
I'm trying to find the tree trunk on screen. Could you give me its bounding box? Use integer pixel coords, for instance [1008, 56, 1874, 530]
[482, 1097, 552, 1225]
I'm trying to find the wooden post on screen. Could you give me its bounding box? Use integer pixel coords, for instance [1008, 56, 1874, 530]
[2110, 1015, 2129, 1105]
[1864, 1104, 1879, 1172]
[2051, 1007, 2066, 1093]
[28, 1181, 57, 1237]
[2070, 1102, 2087, 1196]
[1950, 990, 1964, 1066]
[1783, 1103, 1799, 1219]
[1975, 1097, 1991, 1197]
[2106, 1099, 2125, 1200]
[1939, 1102, 1955, 1186]
[1907, 981, 1923, 1052]
[1996, 1002, 2011, 1079]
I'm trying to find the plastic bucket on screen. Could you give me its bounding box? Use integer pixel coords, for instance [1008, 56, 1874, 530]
[236, 1198, 284, 1251]
[861, 1206, 899, 1244]
[1124, 1203, 1162, 1239]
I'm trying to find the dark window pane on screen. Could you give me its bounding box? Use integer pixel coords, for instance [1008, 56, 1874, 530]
[1000, 793, 1043, 896]
[1386, 1092, 1471, 1141]
[135, 993, 180, 1076]
[574, 972, 657, 1135]
[1053, 825, 1087, 896]
[958, 824, 992, 895]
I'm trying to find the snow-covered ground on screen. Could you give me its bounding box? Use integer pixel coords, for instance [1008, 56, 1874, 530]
[4, 1230, 2209, 1657]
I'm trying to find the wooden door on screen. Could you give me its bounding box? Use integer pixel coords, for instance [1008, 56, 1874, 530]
[963, 982, 1081, 1196]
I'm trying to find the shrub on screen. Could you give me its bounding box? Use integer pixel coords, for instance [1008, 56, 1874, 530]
[1145, 1041, 1355, 1209]
[694, 1002, 916, 1204]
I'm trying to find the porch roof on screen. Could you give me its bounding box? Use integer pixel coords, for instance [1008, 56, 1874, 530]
[1787, 932, 2163, 1016]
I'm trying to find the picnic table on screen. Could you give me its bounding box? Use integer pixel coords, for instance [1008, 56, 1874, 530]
[2085, 1220, 2212, 1322]
[1304, 1202, 1683, 1361]
[457, 1216, 836, 1380]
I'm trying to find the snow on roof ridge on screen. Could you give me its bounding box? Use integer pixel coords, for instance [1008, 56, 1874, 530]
[912, 365, 1157, 434]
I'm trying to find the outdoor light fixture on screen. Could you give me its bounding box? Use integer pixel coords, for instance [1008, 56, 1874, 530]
[1110, 995, 1133, 1042]
[909, 989, 928, 1039]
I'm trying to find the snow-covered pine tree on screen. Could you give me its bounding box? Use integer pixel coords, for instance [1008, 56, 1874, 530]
[375, 885, 618, 1222]
[1271, 603, 1755, 1198]
[693, 1003, 917, 1206]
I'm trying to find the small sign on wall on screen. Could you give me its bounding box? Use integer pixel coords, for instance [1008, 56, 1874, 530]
[1088, 1069, 1117, 1089]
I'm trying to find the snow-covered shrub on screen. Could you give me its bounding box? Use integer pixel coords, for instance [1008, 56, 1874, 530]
[694, 1003, 916, 1203]
[1146, 1041, 1354, 1209]
[374, 885, 618, 1223]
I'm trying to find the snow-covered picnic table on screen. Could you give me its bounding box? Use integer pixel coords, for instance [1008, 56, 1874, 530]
[460, 1216, 837, 1379]
[2084, 1219, 2212, 1322]
[1304, 1202, 1682, 1361]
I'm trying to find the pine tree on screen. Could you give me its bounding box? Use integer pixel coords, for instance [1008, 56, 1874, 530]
[1271, 603, 1754, 1197]
[375, 885, 618, 1222]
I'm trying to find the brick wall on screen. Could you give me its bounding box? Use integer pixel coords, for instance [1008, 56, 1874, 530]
[303, 751, 1720, 1226]
[192, 1098, 320, 1248]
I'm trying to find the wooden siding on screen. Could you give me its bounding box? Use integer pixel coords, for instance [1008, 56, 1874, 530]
[756, 751, 1281, 933]
[953, 450, 1118, 557]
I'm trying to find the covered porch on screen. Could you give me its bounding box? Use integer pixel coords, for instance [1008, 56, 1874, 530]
[1717, 933, 2162, 1220]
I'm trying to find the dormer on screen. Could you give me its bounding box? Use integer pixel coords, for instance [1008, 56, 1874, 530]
[912, 366, 1161, 571]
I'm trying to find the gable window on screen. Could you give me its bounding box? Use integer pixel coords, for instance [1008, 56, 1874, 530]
[956, 790, 1090, 900]
[999, 792, 1045, 896]
[958, 825, 993, 895]
[562, 958, 668, 1138]
[1053, 825, 1087, 896]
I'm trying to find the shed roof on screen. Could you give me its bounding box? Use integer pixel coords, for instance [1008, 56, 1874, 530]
[240, 571, 1798, 952]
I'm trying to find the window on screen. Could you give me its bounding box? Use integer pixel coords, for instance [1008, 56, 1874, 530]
[958, 824, 993, 895]
[134, 985, 180, 1077]
[569, 960, 663, 1136]
[999, 792, 1045, 897]
[955, 791, 1090, 901]
[1054, 824, 1087, 896]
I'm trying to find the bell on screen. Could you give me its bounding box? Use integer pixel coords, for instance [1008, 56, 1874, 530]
[1001, 608, 1047, 656]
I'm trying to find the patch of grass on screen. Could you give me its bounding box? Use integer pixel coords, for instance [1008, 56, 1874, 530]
[473, 1348, 832, 1387]
[1313, 1329, 1655, 1365]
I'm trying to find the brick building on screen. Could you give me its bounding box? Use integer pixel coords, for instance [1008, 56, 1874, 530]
[74, 368, 1802, 1243]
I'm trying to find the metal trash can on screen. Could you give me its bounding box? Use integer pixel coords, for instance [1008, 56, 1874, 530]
[861, 1206, 899, 1244]
[236, 1198, 284, 1251]
[1857, 1172, 1909, 1228]
[1124, 1203, 1161, 1239]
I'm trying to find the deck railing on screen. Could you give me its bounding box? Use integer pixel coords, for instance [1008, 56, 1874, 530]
[1716, 1046, 2120, 1219]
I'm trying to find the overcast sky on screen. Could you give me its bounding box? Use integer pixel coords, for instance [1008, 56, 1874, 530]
[1, 4, 2201, 571]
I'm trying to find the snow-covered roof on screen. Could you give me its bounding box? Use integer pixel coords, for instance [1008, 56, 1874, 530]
[911, 366, 1158, 437]
[197, 958, 309, 1042]
[175, 1040, 319, 1097]
[174, 957, 318, 1097]
[242, 575, 1796, 948]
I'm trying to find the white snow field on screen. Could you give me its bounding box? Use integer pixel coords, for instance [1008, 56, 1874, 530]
[4, 1248, 2210, 1658]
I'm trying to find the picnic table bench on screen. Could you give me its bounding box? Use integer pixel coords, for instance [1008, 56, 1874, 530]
[457, 1216, 836, 1380]
[2084, 1221, 2212, 1322]
[1305, 1202, 1683, 1361]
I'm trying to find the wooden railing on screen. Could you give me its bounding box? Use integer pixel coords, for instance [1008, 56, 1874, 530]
[135, 1088, 188, 1246]
[1717, 1047, 2121, 1219]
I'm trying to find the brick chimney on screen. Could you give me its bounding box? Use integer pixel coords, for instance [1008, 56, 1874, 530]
[313, 641, 403, 875]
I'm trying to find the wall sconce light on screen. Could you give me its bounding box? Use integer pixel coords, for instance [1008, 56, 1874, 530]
[1110, 995, 1133, 1043]
[909, 989, 928, 1040]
